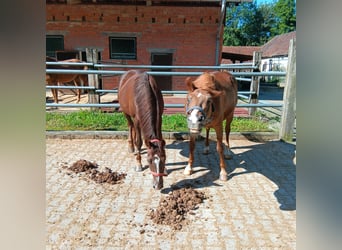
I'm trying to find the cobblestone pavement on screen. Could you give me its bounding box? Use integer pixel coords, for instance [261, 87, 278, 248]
[46, 137, 296, 249]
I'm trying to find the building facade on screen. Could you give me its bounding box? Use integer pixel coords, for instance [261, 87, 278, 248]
[46, 0, 243, 90]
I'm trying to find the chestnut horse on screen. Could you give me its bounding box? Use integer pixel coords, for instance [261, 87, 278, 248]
[46, 56, 88, 103]
[118, 70, 167, 190]
[184, 71, 238, 181]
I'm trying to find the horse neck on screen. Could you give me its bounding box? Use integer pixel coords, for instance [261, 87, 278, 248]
[147, 74, 163, 140]
[137, 75, 163, 141]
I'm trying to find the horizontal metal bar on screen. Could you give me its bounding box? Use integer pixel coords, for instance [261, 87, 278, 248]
[46, 103, 282, 108]
[45, 103, 186, 108]
[236, 77, 252, 82]
[238, 95, 250, 100]
[48, 87, 254, 96]
[46, 86, 95, 90]
[234, 71, 286, 77]
[45, 69, 204, 76]
[46, 103, 121, 108]
[239, 91, 256, 95]
[95, 89, 118, 93]
[237, 103, 283, 107]
[220, 63, 253, 66]
[46, 69, 126, 75]
[46, 62, 256, 69]
[46, 61, 93, 66]
[94, 64, 258, 70]
[46, 87, 256, 96]
[46, 69, 286, 77]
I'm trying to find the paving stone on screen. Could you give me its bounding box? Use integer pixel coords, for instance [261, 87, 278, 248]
[46, 138, 296, 249]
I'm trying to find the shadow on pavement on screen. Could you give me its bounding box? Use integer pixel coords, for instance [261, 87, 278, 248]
[164, 139, 296, 211]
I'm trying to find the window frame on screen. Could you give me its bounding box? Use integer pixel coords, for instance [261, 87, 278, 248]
[46, 35, 64, 58]
[109, 37, 137, 60]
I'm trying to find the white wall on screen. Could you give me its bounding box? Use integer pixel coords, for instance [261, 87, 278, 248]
[260, 56, 288, 72]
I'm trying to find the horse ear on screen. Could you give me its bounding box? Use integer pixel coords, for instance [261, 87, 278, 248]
[185, 77, 196, 92]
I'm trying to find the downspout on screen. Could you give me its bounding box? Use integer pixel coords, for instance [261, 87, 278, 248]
[215, 0, 227, 65]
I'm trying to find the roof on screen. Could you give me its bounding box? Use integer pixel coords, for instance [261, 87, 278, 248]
[221, 46, 261, 63]
[260, 31, 296, 58]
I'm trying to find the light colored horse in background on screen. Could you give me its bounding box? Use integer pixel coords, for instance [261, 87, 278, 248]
[46, 56, 88, 103]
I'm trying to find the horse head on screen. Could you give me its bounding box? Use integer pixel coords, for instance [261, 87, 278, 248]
[185, 76, 222, 134]
[147, 138, 167, 190]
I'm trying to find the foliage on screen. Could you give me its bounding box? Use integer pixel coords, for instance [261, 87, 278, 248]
[46, 110, 272, 132]
[271, 0, 296, 35]
[224, 0, 296, 46]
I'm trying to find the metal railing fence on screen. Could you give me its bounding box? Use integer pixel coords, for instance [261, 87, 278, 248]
[46, 62, 286, 109]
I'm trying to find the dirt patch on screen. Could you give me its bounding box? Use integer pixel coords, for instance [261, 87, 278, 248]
[149, 186, 207, 230]
[63, 159, 127, 184]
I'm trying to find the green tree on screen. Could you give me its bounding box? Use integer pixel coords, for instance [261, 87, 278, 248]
[224, 0, 296, 46]
[271, 0, 296, 35]
[224, 1, 272, 46]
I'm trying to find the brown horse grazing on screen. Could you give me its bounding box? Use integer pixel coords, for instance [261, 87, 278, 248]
[184, 71, 238, 181]
[46, 56, 88, 103]
[118, 70, 167, 190]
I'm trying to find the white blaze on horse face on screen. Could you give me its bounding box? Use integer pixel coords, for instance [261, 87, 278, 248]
[154, 154, 160, 173]
[189, 109, 199, 123]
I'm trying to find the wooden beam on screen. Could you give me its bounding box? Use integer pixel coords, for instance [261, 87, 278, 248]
[279, 38, 296, 142]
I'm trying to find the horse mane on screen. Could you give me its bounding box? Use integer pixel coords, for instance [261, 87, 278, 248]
[192, 71, 237, 94]
[134, 72, 164, 140]
[192, 72, 217, 91]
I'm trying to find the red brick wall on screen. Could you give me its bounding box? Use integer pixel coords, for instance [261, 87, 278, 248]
[46, 4, 223, 90]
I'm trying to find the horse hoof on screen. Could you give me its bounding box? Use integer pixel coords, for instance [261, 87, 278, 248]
[224, 148, 233, 160]
[219, 173, 228, 181]
[135, 166, 143, 172]
[184, 165, 193, 175]
[184, 169, 192, 175]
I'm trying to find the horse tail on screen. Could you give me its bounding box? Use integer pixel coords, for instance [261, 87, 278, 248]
[146, 73, 164, 138]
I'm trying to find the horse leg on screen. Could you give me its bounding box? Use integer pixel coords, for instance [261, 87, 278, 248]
[203, 127, 210, 154]
[134, 122, 143, 172]
[214, 125, 228, 181]
[224, 112, 234, 159]
[184, 134, 196, 175]
[124, 114, 135, 153]
[52, 87, 58, 103]
[73, 79, 81, 103]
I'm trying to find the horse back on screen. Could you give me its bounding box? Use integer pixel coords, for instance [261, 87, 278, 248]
[118, 70, 164, 138]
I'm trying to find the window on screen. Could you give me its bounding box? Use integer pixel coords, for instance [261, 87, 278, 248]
[46, 35, 64, 57]
[109, 37, 136, 60]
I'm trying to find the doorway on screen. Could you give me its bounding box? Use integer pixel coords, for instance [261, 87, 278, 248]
[151, 53, 173, 90]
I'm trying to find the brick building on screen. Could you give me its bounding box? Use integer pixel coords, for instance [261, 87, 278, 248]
[46, 0, 250, 90]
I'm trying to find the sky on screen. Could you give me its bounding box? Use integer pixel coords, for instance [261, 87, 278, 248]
[256, 0, 277, 5]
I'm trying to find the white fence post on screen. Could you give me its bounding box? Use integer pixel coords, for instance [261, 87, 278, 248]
[279, 38, 296, 142]
[248, 51, 262, 116]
